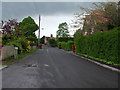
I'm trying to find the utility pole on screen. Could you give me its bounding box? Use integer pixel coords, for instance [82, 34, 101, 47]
[38, 15, 41, 46]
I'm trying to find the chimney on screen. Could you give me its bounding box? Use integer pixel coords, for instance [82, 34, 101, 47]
[50, 34, 53, 38]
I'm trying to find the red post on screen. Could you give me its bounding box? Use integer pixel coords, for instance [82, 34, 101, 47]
[72, 44, 75, 53]
[39, 44, 42, 49]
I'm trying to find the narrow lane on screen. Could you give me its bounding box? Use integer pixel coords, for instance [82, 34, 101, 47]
[2, 46, 119, 88]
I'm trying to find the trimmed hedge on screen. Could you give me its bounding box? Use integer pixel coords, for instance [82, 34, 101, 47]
[57, 37, 74, 42]
[48, 38, 57, 47]
[58, 41, 74, 51]
[74, 27, 120, 65]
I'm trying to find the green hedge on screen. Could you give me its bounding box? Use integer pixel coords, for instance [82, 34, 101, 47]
[74, 27, 120, 65]
[58, 41, 74, 51]
[48, 38, 57, 47]
[57, 37, 74, 42]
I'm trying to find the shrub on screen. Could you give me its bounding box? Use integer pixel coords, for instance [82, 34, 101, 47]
[57, 37, 74, 42]
[6, 37, 28, 54]
[74, 27, 120, 65]
[58, 41, 74, 51]
[48, 38, 57, 47]
[66, 41, 74, 51]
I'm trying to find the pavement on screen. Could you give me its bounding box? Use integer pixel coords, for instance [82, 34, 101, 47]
[0, 61, 7, 71]
[2, 46, 119, 88]
[0, 66, 7, 70]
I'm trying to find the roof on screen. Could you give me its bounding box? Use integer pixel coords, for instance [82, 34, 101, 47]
[91, 10, 103, 15]
[85, 10, 109, 24]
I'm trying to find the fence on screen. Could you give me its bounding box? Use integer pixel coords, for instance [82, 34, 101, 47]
[0, 45, 18, 61]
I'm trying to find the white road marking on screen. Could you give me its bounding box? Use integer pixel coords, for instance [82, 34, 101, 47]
[47, 49, 48, 52]
[44, 64, 49, 67]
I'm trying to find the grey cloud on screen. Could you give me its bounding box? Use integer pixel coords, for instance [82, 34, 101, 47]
[2, 2, 93, 21]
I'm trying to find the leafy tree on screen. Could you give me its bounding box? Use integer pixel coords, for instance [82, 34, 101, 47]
[56, 22, 70, 38]
[79, 2, 120, 34]
[19, 16, 38, 41]
[48, 38, 57, 47]
[74, 29, 83, 38]
[57, 37, 74, 42]
[40, 36, 45, 44]
[92, 2, 119, 29]
[1, 19, 19, 34]
[2, 16, 38, 53]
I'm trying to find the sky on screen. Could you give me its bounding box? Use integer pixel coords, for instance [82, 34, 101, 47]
[1, 2, 94, 38]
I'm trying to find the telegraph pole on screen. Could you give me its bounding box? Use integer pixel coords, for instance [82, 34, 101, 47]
[38, 15, 41, 46]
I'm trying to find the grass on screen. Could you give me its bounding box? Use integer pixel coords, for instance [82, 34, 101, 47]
[76, 52, 120, 66]
[2, 48, 39, 66]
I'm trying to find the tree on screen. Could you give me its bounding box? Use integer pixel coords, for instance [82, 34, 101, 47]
[92, 2, 119, 29]
[2, 16, 38, 53]
[56, 22, 70, 38]
[74, 29, 83, 38]
[78, 2, 119, 35]
[48, 38, 57, 47]
[1, 19, 19, 34]
[19, 16, 39, 41]
[40, 36, 45, 44]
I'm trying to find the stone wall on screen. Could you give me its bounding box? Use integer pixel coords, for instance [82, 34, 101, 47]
[0, 45, 17, 60]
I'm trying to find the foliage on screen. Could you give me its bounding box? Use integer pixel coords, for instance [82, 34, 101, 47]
[57, 37, 74, 42]
[48, 38, 57, 47]
[58, 41, 74, 51]
[93, 2, 119, 28]
[40, 36, 45, 44]
[19, 16, 38, 42]
[2, 16, 39, 54]
[6, 36, 29, 54]
[67, 41, 74, 51]
[74, 29, 83, 37]
[79, 2, 120, 34]
[56, 22, 70, 38]
[1, 19, 19, 34]
[74, 29, 83, 53]
[74, 27, 120, 65]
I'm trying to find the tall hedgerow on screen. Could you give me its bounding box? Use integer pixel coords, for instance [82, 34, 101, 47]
[74, 27, 120, 65]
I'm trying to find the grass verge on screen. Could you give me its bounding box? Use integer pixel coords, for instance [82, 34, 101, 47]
[76, 52, 120, 68]
[2, 48, 39, 66]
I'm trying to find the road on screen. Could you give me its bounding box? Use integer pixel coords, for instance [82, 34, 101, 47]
[2, 46, 119, 88]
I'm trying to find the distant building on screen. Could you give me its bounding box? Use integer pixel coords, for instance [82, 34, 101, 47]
[44, 34, 54, 45]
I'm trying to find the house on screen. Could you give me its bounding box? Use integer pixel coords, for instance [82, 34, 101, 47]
[83, 10, 109, 36]
[44, 34, 54, 46]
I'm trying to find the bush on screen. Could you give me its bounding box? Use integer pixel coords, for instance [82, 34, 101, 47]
[58, 41, 74, 51]
[74, 27, 120, 65]
[58, 42, 62, 49]
[66, 41, 74, 51]
[57, 37, 74, 42]
[48, 38, 57, 47]
[6, 37, 29, 54]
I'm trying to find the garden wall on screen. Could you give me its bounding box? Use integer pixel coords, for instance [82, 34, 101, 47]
[0, 45, 17, 60]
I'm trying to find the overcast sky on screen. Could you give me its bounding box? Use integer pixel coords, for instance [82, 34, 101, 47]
[2, 2, 94, 37]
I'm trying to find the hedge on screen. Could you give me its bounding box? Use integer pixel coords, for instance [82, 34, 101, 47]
[58, 41, 74, 51]
[57, 37, 74, 42]
[74, 27, 120, 65]
[48, 38, 57, 47]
